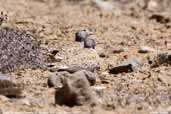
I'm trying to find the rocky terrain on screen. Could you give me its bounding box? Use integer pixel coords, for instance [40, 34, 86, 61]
[0, 0, 171, 114]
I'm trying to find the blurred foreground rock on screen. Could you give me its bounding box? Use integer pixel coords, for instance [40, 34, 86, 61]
[0, 73, 23, 98]
[55, 70, 99, 106]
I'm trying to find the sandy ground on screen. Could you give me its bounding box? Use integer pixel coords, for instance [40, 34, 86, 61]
[0, 0, 171, 113]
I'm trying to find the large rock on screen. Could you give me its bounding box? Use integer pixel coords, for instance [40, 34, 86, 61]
[47, 71, 70, 88]
[55, 71, 98, 106]
[0, 73, 23, 98]
[48, 70, 97, 88]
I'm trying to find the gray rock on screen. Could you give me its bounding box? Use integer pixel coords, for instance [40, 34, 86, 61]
[55, 71, 98, 106]
[74, 70, 96, 86]
[47, 72, 70, 88]
[109, 58, 142, 74]
[84, 37, 96, 49]
[147, 0, 159, 12]
[75, 29, 93, 42]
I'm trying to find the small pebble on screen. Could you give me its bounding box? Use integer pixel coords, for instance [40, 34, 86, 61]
[0, 73, 23, 98]
[55, 71, 99, 106]
[47, 72, 69, 88]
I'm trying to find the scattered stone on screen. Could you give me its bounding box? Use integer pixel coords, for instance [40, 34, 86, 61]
[109, 58, 142, 74]
[147, 0, 159, 12]
[0, 73, 23, 98]
[84, 37, 96, 49]
[0, 27, 47, 72]
[138, 46, 155, 53]
[55, 71, 99, 106]
[92, 0, 114, 11]
[75, 29, 93, 42]
[149, 52, 171, 67]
